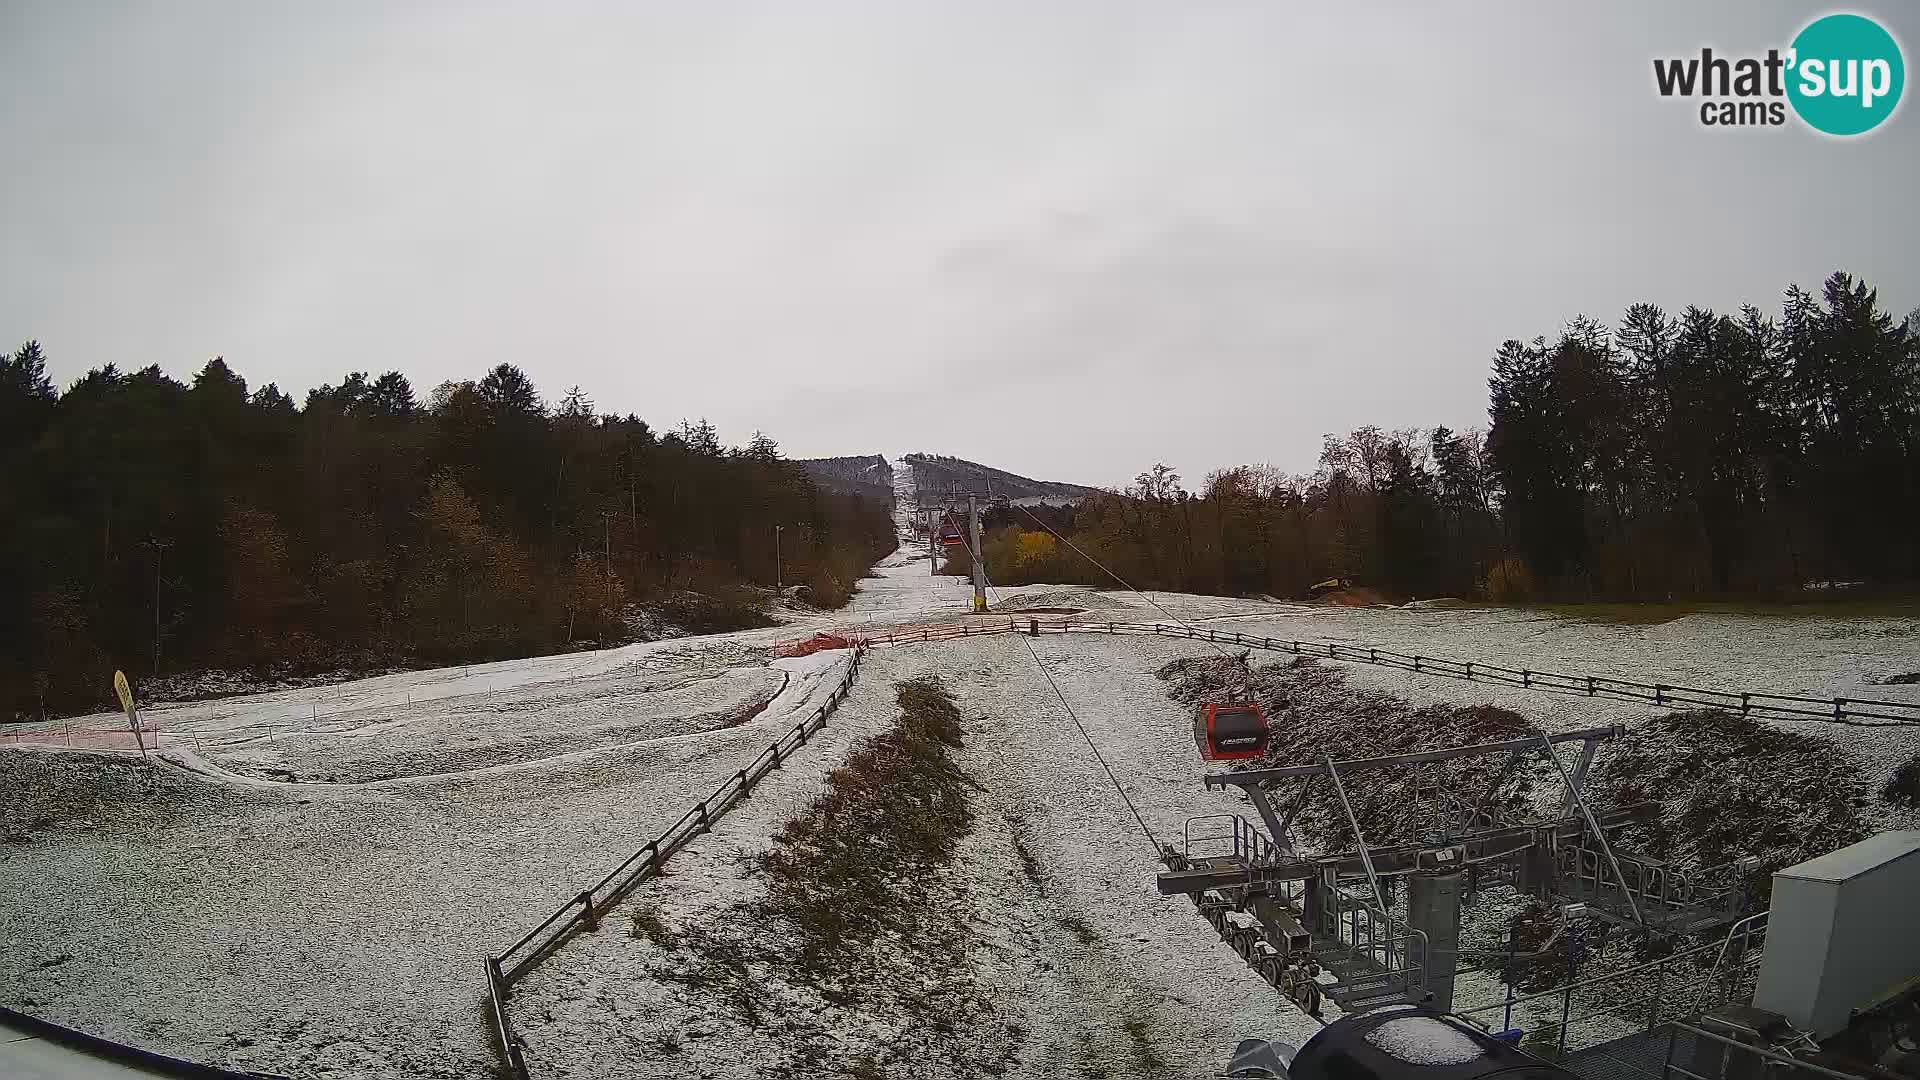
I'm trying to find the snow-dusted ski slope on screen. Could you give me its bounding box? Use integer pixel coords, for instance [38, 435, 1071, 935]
[3, 454, 1919, 1078]
[0, 637, 859, 1078]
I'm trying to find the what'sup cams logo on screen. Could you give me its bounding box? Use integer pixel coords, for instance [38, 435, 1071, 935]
[1654, 12, 1904, 135]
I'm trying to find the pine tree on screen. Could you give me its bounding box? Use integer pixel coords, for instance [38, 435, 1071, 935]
[0, 340, 56, 451]
[367, 372, 418, 417]
[478, 364, 543, 418]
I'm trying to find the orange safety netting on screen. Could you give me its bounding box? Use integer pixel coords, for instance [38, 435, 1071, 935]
[771, 632, 859, 658]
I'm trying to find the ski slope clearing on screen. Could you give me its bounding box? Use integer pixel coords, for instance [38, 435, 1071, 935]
[0, 644, 854, 1078]
[4, 453, 1919, 1078]
[514, 636, 1324, 1080]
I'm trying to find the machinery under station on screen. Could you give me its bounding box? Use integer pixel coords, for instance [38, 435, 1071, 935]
[1165, 708, 1920, 1080]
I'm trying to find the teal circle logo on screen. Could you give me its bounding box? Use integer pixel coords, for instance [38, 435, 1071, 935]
[1787, 13, 1904, 136]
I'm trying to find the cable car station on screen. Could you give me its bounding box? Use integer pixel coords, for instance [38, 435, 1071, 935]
[1159, 724, 1759, 1017]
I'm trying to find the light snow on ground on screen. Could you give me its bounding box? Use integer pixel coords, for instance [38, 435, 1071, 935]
[4, 456, 1919, 1078]
[0, 639, 854, 1078]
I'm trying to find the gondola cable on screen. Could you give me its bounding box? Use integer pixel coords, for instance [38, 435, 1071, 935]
[1012, 502, 1238, 662]
[1010, 502, 1270, 758]
[967, 507, 1329, 1021]
[949, 520, 1164, 856]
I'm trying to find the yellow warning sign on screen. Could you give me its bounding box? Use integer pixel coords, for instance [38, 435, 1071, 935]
[113, 669, 148, 759]
[113, 669, 135, 721]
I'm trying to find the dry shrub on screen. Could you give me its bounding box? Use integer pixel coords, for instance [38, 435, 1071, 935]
[759, 677, 971, 962]
[1886, 754, 1920, 810]
[645, 678, 993, 1071]
[1593, 710, 1870, 891]
[1484, 557, 1537, 602]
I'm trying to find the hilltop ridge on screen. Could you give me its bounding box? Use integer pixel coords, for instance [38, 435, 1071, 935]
[900, 452, 1103, 503]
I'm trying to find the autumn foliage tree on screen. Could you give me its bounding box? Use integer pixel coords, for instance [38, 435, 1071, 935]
[0, 354, 892, 718]
[979, 271, 1917, 607]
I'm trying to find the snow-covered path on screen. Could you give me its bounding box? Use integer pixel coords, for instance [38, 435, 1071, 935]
[506, 462, 1320, 1078]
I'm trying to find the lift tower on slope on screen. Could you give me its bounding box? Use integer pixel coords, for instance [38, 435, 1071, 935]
[919, 482, 988, 610]
[968, 493, 986, 613]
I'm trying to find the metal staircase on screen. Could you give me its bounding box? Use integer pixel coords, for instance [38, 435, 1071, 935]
[1310, 884, 1429, 1011]
[1167, 814, 1430, 1015]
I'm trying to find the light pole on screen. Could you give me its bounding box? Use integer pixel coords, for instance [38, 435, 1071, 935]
[774, 524, 783, 590]
[146, 537, 172, 676]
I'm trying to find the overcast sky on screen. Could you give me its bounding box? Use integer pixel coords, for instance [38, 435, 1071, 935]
[4, 3, 1916, 488]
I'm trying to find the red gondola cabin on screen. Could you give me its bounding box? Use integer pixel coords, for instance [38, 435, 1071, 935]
[939, 525, 964, 547]
[1194, 702, 1269, 761]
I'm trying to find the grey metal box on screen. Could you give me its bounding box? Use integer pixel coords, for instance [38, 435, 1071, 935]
[1752, 831, 1920, 1037]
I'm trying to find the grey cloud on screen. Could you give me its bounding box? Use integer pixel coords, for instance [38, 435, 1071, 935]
[3, 1, 1916, 489]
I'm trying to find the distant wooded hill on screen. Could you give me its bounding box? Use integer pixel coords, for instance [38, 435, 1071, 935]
[794, 455, 895, 505]
[902, 453, 1103, 504]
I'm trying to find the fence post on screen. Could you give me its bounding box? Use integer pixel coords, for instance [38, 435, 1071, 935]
[1834, 698, 1846, 721]
[697, 801, 710, 830]
[770, 741, 783, 767]
[1557, 980, 1572, 1058]
[1741, 692, 1750, 715]
[1522, 670, 1531, 689]
[1466, 662, 1474, 680]
[1413, 655, 1422, 672]
[579, 890, 599, 931]
[1649, 953, 1666, 1031]
[1587, 676, 1595, 696]
[1030, 618, 1039, 637]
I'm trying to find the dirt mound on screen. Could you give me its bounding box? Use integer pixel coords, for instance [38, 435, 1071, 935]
[1156, 655, 1543, 851]
[1314, 586, 1394, 607]
[1160, 653, 1874, 889]
[992, 588, 1129, 612]
[1886, 754, 1920, 809]
[1591, 710, 1870, 888]
[772, 633, 857, 658]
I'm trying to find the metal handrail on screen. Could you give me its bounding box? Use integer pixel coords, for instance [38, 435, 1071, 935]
[485, 958, 529, 1080]
[1539, 732, 1645, 926]
[1319, 757, 1430, 999]
[1689, 911, 1769, 1017]
[1183, 814, 1243, 860]
[1183, 813, 1279, 866]
[1455, 937, 1724, 1021]
[482, 643, 868, 1079]
[1319, 882, 1430, 997]
[1666, 1023, 1869, 1080]
[495, 643, 867, 972]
